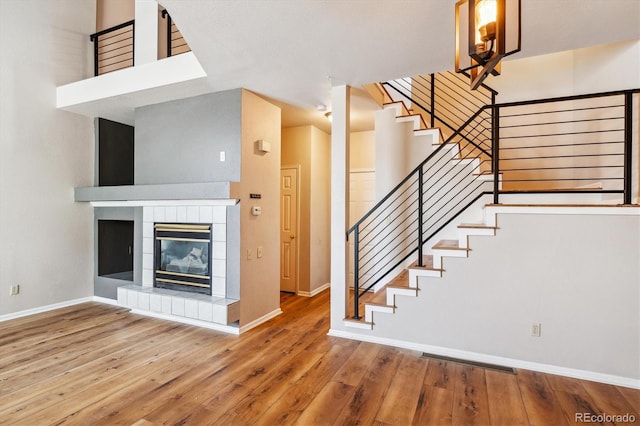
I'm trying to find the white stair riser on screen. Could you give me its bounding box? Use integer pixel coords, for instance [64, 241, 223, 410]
[384, 103, 405, 116]
[432, 249, 468, 269]
[409, 268, 442, 286]
[458, 228, 496, 248]
[343, 319, 373, 330]
[365, 304, 395, 322]
[396, 115, 422, 130]
[484, 210, 498, 227]
[386, 288, 419, 305]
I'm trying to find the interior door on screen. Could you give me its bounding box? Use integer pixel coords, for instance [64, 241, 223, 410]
[280, 167, 298, 293]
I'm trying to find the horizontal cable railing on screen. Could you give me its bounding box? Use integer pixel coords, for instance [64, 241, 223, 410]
[90, 20, 135, 76]
[349, 87, 639, 320]
[494, 91, 636, 198]
[161, 10, 191, 58]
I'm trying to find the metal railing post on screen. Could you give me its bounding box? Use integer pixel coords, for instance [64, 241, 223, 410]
[91, 35, 98, 76]
[418, 165, 424, 266]
[430, 73, 435, 128]
[353, 226, 360, 319]
[492, 105, 500, 204]
[166, 14, 172, 57]
[624, 92, 633, 204]
[132, 21, 136, 66]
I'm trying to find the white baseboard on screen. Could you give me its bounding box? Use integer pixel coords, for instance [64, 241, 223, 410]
[298, 283, 331, 297]
[0, 297, 94, 322]
[328, 328, 640, 390]
[239, 308, 282, 333]
[130, 308, 240, 335]
[92, 296, 119, 306]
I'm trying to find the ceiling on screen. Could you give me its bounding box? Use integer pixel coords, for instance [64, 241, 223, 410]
[160, 1, 639, 132]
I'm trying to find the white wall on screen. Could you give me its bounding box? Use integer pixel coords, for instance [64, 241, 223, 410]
[373, 212, 640, 381]
[493, 39, 640, 102]
[0, 0, 95, 315]
[310, 126, 331, 293]
[350, 130, 375, 170]
[374, 108, 412, 199]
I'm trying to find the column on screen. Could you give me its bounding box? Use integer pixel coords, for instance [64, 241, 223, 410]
[330, 85, 350, 329]
[134, 0, 158, 66]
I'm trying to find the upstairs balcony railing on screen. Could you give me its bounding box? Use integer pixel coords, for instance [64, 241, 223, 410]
[161, 10, 191, 58]
[89, 12, 190, 77]
[89, 20, 135, 76]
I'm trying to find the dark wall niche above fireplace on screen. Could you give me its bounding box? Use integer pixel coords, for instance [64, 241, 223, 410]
[155, 223, 213, 295]
[98, 118, 134, 186]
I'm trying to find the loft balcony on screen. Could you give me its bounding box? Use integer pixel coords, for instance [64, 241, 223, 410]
[56, 6, 210, 125]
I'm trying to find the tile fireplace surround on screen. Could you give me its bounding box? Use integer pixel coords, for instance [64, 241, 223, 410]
[109, 201, 239, 333]
[76, 182, 241, 333]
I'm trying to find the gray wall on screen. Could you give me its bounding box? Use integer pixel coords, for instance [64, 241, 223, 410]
[135, 90, 242, 185]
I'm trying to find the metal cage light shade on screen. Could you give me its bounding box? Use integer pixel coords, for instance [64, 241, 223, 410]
[455, 0, 521, 90]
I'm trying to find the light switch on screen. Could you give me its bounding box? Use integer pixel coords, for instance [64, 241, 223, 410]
[220, 151, 226, 161]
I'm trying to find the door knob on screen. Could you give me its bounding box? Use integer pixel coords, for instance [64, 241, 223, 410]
[290, 234, 296, 239]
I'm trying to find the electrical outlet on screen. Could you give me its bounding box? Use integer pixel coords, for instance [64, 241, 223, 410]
[10, 285, 20, 296]
[257, 246, 263, 258]
[247, 249, 253, 260]
[531, 323, 541, 337]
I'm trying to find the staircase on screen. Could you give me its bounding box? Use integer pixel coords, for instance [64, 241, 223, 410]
[345, 99, 499, 329]
[345, 74, 638, 330]
[345, 87, 499, 328]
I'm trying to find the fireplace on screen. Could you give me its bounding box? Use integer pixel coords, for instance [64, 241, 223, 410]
[154, 223, 212, 295]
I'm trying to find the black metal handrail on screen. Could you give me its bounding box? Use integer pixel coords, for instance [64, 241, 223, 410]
[161, 10, 191, 58]
[348, 86, 639, 320]
[89, 20, 135, 76]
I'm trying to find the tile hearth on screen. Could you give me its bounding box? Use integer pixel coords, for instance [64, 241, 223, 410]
[117, 284, 239, 326]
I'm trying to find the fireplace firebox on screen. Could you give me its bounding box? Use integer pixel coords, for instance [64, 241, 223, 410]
[154, 223, 212, 295]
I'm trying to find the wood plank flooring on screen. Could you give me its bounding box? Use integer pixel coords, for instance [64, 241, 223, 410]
[1, 291, 638, 425]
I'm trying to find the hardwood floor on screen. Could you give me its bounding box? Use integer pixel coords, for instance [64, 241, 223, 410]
[1, 291, 638, 425]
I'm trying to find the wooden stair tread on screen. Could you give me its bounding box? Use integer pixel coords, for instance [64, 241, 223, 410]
[386, 284, 419, 291]
[370, 292, 388, 305]
[432, 239, 469, 251]
[365, 302, 394, 308]
[383, 101, 409, 116]
[408, 255, 443, 271]
[343, 317, 373, 325]
[458, 223, 497, 229]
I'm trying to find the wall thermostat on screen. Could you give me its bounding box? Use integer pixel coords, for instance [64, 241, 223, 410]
[251, 206, 262, 216]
